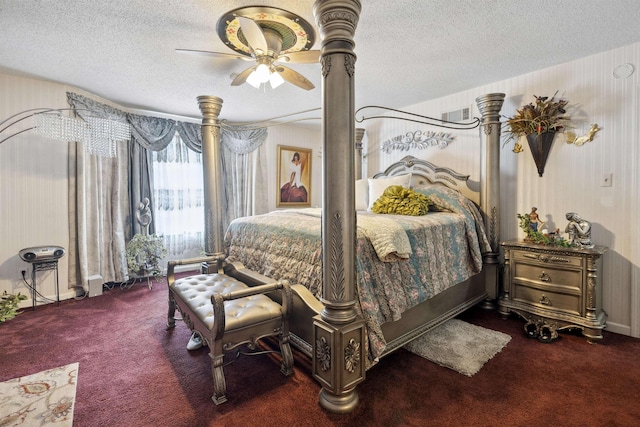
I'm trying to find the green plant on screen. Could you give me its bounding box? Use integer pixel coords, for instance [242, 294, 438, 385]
[517, 213, 573, 247]
[505, 93, 570, 143]
[125, 234, 167, 279]
[0, 291, 28, 323]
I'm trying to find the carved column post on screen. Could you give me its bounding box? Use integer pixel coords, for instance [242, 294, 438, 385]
[312, 0, 365, 414]
[475, 93, 505, 307]
[198, 96, 225, 273]
[354, 127, 365, 180]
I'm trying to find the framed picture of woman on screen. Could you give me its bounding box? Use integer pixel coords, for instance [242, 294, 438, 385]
[277, 145, 311, 207]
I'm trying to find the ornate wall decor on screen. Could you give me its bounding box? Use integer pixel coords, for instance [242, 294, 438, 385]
[380, 130, 454, 153]
[565, 124, 600, 146]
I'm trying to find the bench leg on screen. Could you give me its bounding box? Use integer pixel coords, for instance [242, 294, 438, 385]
[166, 293, 176, 330]
[209, 346, 227, 405]
[279, 333, 294, 377]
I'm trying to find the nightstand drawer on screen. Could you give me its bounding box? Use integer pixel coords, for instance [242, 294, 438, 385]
[513, 250, 583, 268]
[513, 263, 582, 290]
[512, 283, 581, 315]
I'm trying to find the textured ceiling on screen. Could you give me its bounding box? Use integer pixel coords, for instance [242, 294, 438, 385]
[1, 0, 640, 125]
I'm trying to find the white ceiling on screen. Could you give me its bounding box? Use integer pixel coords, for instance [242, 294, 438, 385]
[1, 0, 640, 124]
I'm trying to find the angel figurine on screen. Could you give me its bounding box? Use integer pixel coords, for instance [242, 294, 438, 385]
[135, 197, 152, 235]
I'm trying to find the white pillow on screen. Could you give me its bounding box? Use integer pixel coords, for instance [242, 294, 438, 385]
[355, 179, 369, 211]
[367, 173, 412, 211]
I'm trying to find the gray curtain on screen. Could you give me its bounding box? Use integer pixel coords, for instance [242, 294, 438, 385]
[66, 91, 267, 288]
[67, 92, 179, 286]
[127, 113, 176, 236]
[67, 93, 130, 287]
[67, 138, 130, 287]
[220, 127, 268, 232]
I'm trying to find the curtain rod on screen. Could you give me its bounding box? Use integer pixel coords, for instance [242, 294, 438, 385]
[221, 107, 322, 130]
[355, 105, 481, 130]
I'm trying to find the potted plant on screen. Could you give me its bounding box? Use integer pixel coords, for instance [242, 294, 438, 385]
[1, 291, 27, 323]
[125, 234, 167, 281]
[505, 93, 570, 177]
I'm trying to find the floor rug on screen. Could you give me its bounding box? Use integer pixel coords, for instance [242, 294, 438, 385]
[404, 319, 511, 377]
[0, 362, 78, 426]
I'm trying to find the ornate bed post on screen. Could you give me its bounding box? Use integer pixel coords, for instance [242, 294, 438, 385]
[312, 0, 365, 414]
[475, 93, 505, 308]
[197, 96, 225, 273]
[355, 127, 365, 180]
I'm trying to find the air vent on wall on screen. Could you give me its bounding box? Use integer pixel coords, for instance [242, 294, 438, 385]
[441, 107, 471, 123]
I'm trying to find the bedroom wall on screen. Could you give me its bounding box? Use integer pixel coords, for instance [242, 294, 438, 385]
[263, 125, 322, 212]
[362, 41, 640, 338]
[0, 71, 322, 308]
[0, 73, 72, 306]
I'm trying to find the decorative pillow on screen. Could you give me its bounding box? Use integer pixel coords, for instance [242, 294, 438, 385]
[414, 185, 473, 214]
[355, 179, 369, 211]
[372, 185, 431, 216]
[367, 173, 412, 211]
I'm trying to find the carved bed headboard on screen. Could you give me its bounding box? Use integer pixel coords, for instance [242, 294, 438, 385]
[371, 155, 480, 205]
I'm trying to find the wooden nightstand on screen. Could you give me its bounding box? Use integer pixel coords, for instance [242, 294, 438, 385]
[499, 240, 607, 343]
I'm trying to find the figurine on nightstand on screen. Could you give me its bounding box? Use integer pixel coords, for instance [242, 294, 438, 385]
[565, 212, 593, 248]
[528, 207, 544, 232]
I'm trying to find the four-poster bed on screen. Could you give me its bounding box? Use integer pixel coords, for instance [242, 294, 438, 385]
[167, 0, 505, 414]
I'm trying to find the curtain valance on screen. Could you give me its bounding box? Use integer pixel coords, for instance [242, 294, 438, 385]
[66, 92, 267, 154]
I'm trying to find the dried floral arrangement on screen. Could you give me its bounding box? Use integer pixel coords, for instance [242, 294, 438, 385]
[505, 93, 570, 141]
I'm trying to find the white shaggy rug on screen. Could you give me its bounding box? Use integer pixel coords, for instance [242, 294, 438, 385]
[404, 319, 511, 377]
[0, 362, 78, 426]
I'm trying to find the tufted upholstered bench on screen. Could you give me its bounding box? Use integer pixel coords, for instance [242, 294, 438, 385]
[166, 256, 294, 405]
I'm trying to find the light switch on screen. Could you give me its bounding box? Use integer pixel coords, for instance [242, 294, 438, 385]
[601, 173, 613, 187]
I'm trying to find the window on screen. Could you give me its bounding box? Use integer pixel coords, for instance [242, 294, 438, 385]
[152, 132, 203, 258]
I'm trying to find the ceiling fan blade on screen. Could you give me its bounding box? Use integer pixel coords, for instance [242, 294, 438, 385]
[175, 48, 252, 61]
[231, 66, 256, 86]
[275, 65, 315, 91]
[278, 50, 321, 64]
[237, 16, 268, 55]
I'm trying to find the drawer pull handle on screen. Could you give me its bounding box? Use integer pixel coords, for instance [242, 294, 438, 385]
[540, 294, 552, 305]
[539, 271, 551, 282]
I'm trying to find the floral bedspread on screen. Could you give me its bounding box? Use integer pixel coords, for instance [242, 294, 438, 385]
[224, 186, 490, 362]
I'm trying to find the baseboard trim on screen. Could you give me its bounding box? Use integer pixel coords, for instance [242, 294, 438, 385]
[603, 321, 631, 337]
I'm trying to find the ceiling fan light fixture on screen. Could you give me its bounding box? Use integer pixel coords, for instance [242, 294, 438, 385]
[246, 69, 262, 88]
[269, 71, 285, 89]
[254, 63, 271, 83]
[193, 6, 318, 91]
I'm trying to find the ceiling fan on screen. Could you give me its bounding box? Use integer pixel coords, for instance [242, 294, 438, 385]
[177, 6, 320, 91]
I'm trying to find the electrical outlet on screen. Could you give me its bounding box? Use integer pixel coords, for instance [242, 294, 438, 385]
[601, 173, 613, 187]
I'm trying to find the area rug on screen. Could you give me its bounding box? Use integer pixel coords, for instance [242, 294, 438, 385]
[404, 319, 511, 377]
[0, 362, 78, 426]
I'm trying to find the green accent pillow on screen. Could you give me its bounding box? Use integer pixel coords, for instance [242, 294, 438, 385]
[371, 185, 431, 216]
